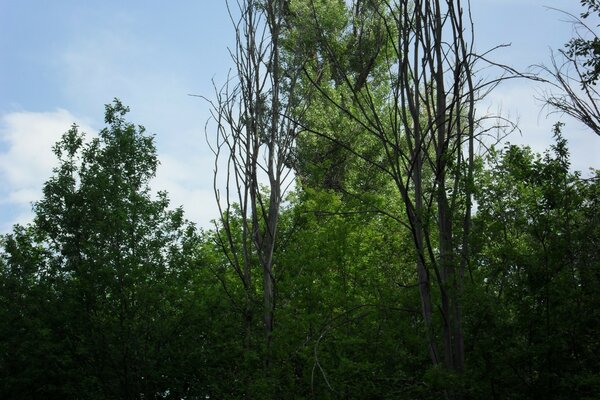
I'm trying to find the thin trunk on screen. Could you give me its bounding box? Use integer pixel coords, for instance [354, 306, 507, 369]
[411, 0, 439, 366]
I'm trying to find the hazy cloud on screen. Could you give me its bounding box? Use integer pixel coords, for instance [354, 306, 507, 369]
[0, 109, 95, 230]
[0, 107, 219, 232]
[153, 153, 218, 228]
[0, 109, 93, 189]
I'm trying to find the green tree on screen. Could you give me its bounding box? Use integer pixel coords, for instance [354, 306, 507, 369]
[287, 1, 482, 385]
[0, 100, 206, 399]
[470, 128, 600, 399]
[272, 188, 434, 399]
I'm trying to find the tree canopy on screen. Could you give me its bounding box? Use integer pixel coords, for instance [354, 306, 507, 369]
[2, 1, 600, 399]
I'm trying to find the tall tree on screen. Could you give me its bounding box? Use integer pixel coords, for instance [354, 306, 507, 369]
[291, 0, 481, 380]
[0, 100, 204, 399]
[206, 0, 304, 365]
[471, 130, 600, 399]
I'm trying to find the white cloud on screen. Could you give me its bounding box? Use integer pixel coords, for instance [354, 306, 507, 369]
[0, 109, 95, 231]
[7, 188, 43, 205]
[0, 107, 221, 233]
[153, 153, 219, 228]
[0, 109, 95, 193]
[54, 25, 222, 228]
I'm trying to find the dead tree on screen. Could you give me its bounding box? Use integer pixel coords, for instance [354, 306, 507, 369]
[206, 0, 301, 364]
[538, 6, 600, 137]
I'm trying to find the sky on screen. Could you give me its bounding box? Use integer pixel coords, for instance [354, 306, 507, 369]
[1, 0, 599, 233]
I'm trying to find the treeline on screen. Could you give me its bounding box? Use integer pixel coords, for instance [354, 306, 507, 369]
[2, 1, 600, 399]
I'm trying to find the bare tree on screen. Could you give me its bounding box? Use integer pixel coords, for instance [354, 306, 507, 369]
[205, 0, 302, 364]
[541, 54, 600, 136]
[539, 5, 600, 137]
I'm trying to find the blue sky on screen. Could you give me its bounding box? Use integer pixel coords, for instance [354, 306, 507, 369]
[1, 1, 599, 232]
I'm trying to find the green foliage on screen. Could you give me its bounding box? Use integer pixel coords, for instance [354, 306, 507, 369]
[3, 105, 600, 400]
[566, 0, 600, 86]
[2, 4, 600, 398]
[0, 101, 208, 399]
[469, 128, 600, 399]
[264, 188, 430, 399]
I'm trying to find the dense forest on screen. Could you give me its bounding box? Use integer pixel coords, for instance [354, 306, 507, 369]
[1, 1, 599, 399]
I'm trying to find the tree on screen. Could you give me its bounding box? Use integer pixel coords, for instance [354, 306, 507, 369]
[205, 0, 304, 366]
[540, 0, 600, 136]
[0, 100, 205, 399]
[565, 0, 600, 87]
[471, 129, 600, 399]
[273, 188, 433, 398]
[289, 0, 483, 383]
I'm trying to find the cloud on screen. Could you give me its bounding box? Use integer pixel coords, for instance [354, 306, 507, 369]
[0, 109, 95, 190]
[0, 109, 95, 231]
[0, 106, 220, 233]
[153, 153, 219, 228]
[55, 24, 221, 228]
